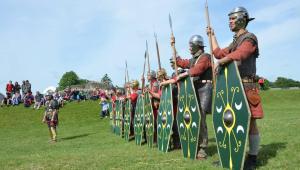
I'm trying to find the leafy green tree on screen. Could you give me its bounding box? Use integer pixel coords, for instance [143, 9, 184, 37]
[100, 74, 113, 89]
[274, 77, 300, 88]
[262, 79, 271, 90]
[58, 71, 80, 90]
[78, 79, 89, 85]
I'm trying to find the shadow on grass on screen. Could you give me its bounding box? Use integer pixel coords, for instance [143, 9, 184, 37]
[207, 144, 218, 157]
[208, 138, 216, 143]
[60, 133, 95, 141]
[257, 142, 287, 168]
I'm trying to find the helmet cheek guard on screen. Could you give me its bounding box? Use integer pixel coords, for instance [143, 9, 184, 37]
[228, 6, 254, 31]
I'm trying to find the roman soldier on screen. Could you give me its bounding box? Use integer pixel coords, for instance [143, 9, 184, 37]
[127, 80, 140, 137]
[146, 70, 160, 142]
[42, 93, 59, 143]
[174, 35, 213, 159]
[157, 68, 181, 149]
[207, 6, 264, 170]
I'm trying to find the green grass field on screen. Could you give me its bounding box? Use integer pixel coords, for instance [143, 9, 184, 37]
[1, 90, 300, 169]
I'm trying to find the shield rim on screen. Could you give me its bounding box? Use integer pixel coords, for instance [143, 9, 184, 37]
[176, 76, 201, 159]
[157, 84, 174, 152]
[212, 61, 251, 169]
[144, 91, 155, 147]
[134, 94, 145, 145]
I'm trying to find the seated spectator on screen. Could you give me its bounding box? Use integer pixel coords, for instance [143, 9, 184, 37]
[72, 89, 80, 102]
[79, 90, 86, 101]
[90, 89, 99, 101]
[34, 91, 43, 110]
[5, 92, 12, 106]
[63, 91, 70, 101]
[24, 92, 34, 107]
[12, 92, 21, 106]
[53, 90, 64, 107]
[1, 96, 13, 107]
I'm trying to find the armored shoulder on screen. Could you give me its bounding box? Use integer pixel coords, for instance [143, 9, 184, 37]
[50, 100, 59, 110]
[153, 81, 159, 87]
[202, 53, 211, 59]
[242, 32, 258, 46]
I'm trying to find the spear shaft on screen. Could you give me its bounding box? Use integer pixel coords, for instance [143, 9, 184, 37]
[154, 32, 162, 70]
[205, 0, 215, 86]
[146, 40, 151, 75]
[142, 50, 146, 91]
[125, 60, 131, 95]
[169, 14, 178, 76]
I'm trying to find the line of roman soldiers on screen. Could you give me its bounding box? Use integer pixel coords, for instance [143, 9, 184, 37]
[108, 6, 264, 170]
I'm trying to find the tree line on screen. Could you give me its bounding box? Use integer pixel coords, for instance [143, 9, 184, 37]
[57, 71, 300, 91]
[58, 71, 113, 90]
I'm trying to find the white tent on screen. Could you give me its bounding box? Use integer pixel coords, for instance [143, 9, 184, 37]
[43, 86, 56, 94]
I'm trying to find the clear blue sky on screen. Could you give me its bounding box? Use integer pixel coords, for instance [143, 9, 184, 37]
[1, 0, 299, 94]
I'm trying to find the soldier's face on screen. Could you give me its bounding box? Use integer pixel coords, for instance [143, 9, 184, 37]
[229, 15, 237, 31]
[229, 14, 246, 32]
[189, 43, 201, 55]
[147, 74, 151, 81]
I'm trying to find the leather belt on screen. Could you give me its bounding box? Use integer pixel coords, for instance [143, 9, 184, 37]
[200, 80, 212, 83]
[242, 79, 254, 83]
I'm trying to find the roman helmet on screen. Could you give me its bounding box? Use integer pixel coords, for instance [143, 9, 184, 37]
[228, 6, 254, 31]
[131, 80, 139, 89]
[157, 68, 167, 80]
[116, 89, 122, 95]
[189, 35, 205, 55]
[189, 35, 205, 47]
[147, 70, 156, 79]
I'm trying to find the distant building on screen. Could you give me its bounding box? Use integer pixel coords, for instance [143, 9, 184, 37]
[69, 81, 101, 91]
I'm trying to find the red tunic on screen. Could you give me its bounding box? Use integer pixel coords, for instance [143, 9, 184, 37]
[213, 40, 263, 119]
[176, 54, 211, 77]
[6, 84, 14, 93]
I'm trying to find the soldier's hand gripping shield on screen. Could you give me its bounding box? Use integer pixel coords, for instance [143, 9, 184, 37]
[213, 62, 251, 169]
[157, 84, 174, 152]
[177, 76, 201, 159]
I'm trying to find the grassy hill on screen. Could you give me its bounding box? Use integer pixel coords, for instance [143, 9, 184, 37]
[0, 90, 300, 169]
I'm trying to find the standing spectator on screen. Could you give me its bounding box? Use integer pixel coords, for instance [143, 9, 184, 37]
[258, 78, 265, 90]
[99, 96, 109, 118]
[14, 81, 21, 94]
[25, 80, 31, 94]
[21, 80, 26, 97]
[5, 81, 14, 106]
[6, 80, 14, 96]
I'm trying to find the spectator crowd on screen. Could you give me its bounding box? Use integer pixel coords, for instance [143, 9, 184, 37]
[1, 80, 113, 110]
